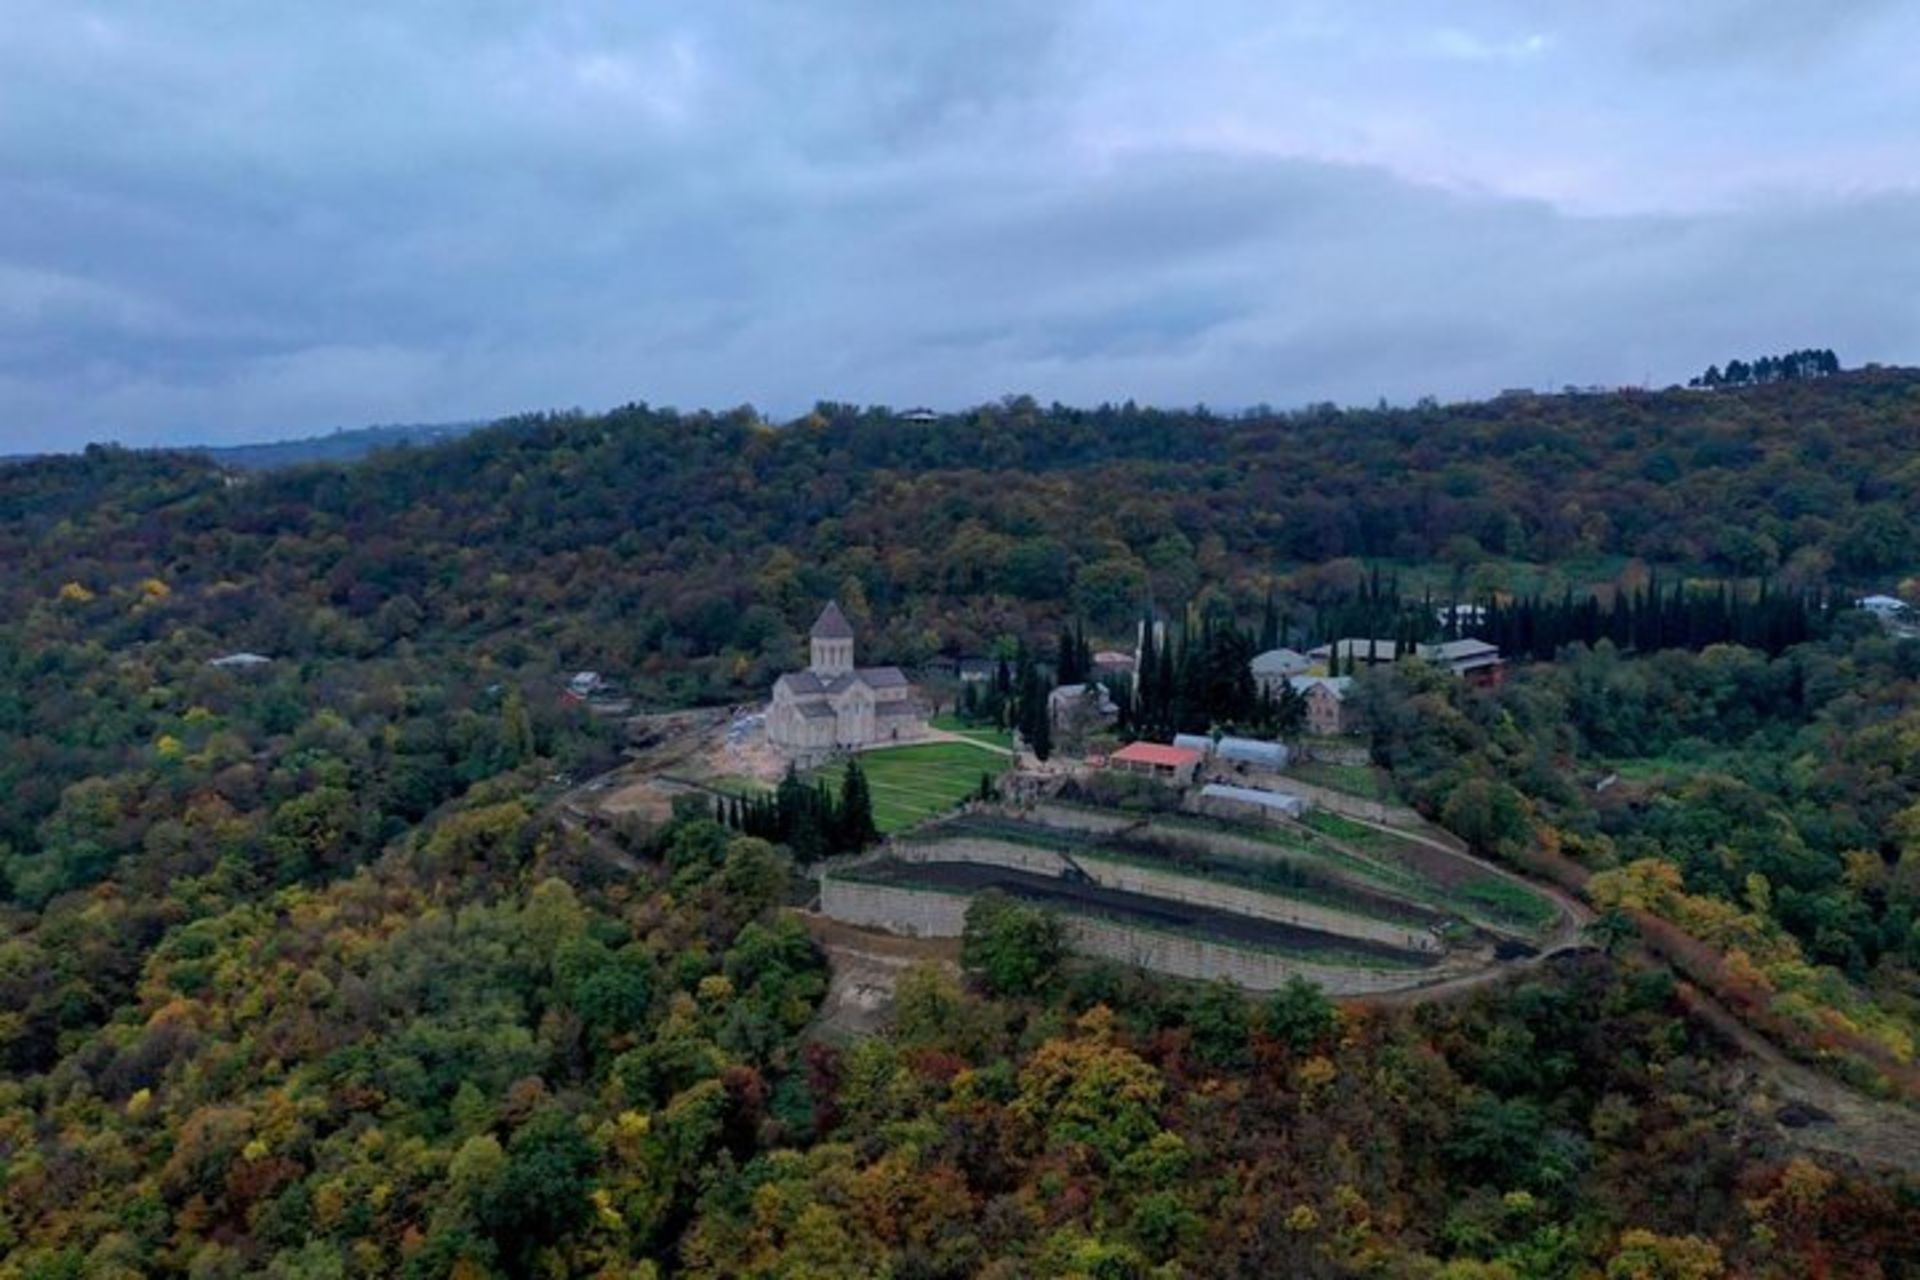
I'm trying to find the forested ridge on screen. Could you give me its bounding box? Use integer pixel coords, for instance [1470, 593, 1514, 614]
[9, 366, 1920, 679]
[3, 372, 1920, 1276]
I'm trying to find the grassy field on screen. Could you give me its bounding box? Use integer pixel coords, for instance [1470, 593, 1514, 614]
[930, 713, 1015, 752]
[1298, 811, 1557, 934]
[1286, 759, 1400, 802]
[812, 741, 1005, 833]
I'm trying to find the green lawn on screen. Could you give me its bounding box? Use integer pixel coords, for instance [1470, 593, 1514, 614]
[930, 713, 1015, 751]
[1286, 759, 1400, 803]
[812, 741, 1006, 833]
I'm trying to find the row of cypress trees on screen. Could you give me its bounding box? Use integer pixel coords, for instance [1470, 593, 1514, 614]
[1134, 608, 1308, 741]
[717, 758, 880, 862]
[1476, 578, 1836, 661]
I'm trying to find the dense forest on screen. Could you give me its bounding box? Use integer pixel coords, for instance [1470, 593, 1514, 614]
[3, 371, 1920, 1275]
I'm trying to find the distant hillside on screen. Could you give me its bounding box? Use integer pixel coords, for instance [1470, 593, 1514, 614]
[3, 367, 1916, 709]
[185, 421, 485, 470]
[0, 421, 486, 471]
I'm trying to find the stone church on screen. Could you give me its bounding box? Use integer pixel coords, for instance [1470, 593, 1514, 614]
[766, 602, 930, 756]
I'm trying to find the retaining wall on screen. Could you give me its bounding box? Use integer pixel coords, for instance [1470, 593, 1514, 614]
[819, 877, 970, 937]
[897, 829, 1436, 951]
[1065, 916, 1420, 995]
[817, 877, 1422, 994]
[1011, 802, 1143, 835]
[1072, 853, 1437, 952]
[1140, 818, 1329, 871]
[891, 836, 1074, 877]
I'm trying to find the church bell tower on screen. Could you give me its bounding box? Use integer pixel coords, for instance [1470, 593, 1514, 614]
[809, 600, 855, 676]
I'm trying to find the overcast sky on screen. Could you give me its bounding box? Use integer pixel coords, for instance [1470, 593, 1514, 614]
[3, 1, 1918, 450]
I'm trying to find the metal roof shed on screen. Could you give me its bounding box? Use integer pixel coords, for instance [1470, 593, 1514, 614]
[1199, 783, 1308, 817]
[1216, 736, 1290, 769]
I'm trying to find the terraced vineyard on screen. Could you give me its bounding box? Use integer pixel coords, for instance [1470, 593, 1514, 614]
[844, 856, 1441, 970]
[927, 812, 1445, 930]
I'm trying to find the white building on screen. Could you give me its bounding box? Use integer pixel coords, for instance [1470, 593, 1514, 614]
[766, 602, 930, 757]
[1250, 647, 1311, 694]
[1857, 594, 1910, 618]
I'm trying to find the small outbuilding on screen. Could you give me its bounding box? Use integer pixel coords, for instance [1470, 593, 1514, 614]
[1108, 741, 1204, 786]
[1417, 638, 1506, 687]
[1196, 782, 1309, 822]
[1175, 733, 1292, 773]
[1217, 736, 1291, 770]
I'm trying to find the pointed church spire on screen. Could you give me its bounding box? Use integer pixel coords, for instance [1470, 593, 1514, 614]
[811, 600, 854, 641]
[810, 600, 855, 675]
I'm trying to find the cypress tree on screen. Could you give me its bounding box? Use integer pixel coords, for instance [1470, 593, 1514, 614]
[838, 758, 880, 851]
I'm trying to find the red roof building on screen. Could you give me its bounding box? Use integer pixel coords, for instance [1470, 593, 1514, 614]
[1108, 741, 1204, 785]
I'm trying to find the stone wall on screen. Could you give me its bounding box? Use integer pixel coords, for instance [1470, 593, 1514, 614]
[1064, 916, 1421, 995]
[819, 878, 969, 937]
[890, 832, 1436, 951]
[1013, 802, 1143, 835]
[816, 877, 1424, 994]
[1073, 853, 1437, 952]
[1138, 819, 1320, 870]
[890, 837, 1073, 877]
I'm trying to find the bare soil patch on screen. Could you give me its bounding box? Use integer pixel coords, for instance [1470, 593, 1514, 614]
[798, 911, 960, 1040]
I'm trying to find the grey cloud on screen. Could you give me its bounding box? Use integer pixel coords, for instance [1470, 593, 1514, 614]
[0, 2, 1914, 450]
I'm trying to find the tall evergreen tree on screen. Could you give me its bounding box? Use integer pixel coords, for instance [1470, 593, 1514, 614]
[837, 758, 880, 851]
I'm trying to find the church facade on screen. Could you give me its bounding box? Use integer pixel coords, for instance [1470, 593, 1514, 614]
[766, 602, 930, 757]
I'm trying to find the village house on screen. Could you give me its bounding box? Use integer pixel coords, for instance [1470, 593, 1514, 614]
[766, 602, 930, 757]
[1107, 741, 1204, 786]
[1092, 650, 1136, 678]
[1306, 636, 1506, 688]
[1289, 675, 1357, 736]
[1049, 682, 1118, 730]
[1417, 638, 1506, 687]
[1250, 647, 1311, 694]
